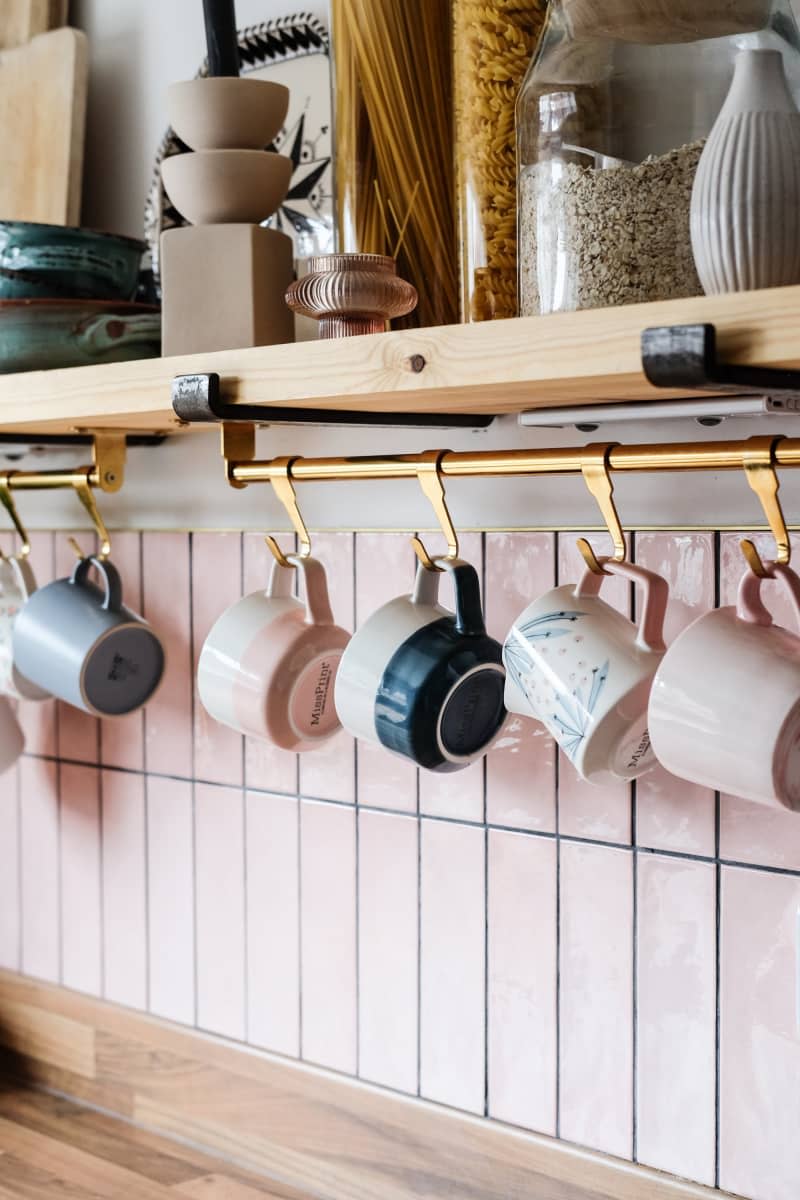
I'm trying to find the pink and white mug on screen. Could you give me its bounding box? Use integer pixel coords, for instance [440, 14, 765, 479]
[649, 562, 800, 809]
[197, 554, 350, 752]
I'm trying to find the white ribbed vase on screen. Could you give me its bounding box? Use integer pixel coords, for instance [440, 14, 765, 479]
[691, 48, 800, 294]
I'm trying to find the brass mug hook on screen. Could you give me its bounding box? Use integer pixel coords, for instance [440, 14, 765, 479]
[71, 472, 113, 560]
[0, 472, 31, 560]
[411, 450, 460, 572]
[740, 435, 790, 579]
[576, 443, 627, 576]
[265, 457, 312, 567]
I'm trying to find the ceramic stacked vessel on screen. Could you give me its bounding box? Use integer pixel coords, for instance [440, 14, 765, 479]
[159, 78, 295, 354]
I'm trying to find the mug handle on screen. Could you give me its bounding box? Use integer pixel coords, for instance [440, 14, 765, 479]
[737, 562, 800, 629]
[71, 556, 122, 613]
[3, 554, 33, 604]
[411, 559, 486, 636]
[574, 559, 669, 654]
[267, 553, 335, 627]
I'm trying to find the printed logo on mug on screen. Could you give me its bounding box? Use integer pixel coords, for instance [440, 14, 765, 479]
[649, 561, 800, 809]
[503, 559, 669, 785]
[0, 553, 50, 701]
[12, 556, 165, 717]
[335, 558, 507, 772]
[198, 553, 350, 752]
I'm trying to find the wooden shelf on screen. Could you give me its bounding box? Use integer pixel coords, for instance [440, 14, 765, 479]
[0, 286, 798, 435]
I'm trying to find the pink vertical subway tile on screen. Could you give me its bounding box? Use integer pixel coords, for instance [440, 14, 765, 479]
[195, 782, 246, 1040]
[299, 533, 356, 804]
[419, 532, 485, 822]
[0, 765, 19, 969]
[55, 534, 99, 765]
[355, 532, 418, 813]
[100, 532, 144, 771]
[358, 809, 418, 1094]
[719, 532, 800, 869]
[636, 854, 716, 1185]
[558, 536, 632, 843]
[147, 775, 195, 1025]
[193, 533, 244, 787]
[485, 533, 556, 833]
[15, 532, 56, 758]
[19, 756, 59, 981]
[59, 763, 102, 995]
[101, 770, 147, 1011]
[559, 841, 633, 1159]
[299, 799, 357, 1072]
[420, 818, 485, 1113]
[142, 532, 193, 779]
[488, 829, 557, 1134]
[242, 533, 297, 796]
[245, 791, 299, 1057]
[720, 866, 800, 1200]
[634, 533, 716, 856]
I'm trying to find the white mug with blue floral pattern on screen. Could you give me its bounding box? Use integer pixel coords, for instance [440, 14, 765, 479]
[503, 559, 669, 785]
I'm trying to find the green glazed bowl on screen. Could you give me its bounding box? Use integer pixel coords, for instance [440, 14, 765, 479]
[0, 222, 145, 301]
[0, 300, 161, 374]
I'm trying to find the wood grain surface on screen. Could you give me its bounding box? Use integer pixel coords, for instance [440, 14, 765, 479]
[0, 970, 736, 1200]
[0, 0, 67, 50]
[0, 27, 87, 225]
[0, 1088, 312, 1198]
[0, 284, 796, 434]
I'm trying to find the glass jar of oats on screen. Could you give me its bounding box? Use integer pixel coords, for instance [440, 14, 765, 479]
[516, 0, 800, 314]
[453, 0, 548, 321]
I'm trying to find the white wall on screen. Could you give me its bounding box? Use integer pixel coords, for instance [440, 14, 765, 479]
[71, 0, 328, 238]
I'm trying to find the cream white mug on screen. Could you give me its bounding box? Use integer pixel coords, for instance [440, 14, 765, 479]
[0, 554, 50, 701]
[0, 696, 24, 775]
[649, 562, 800, 810]
[198, 554, 351, 752]
[503, 559, 669, 785]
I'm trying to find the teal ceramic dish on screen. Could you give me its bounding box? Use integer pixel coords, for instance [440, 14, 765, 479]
[0, 300, 161, 374]
[0, 222, 145, 301]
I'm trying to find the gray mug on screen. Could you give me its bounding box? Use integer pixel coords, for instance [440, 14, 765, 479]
[12, 556, 165, 716]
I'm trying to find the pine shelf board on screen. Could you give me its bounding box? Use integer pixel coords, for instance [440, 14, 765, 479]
[0, 285, 796, 435]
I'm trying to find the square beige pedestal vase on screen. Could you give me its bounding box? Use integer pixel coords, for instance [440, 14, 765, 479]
[160, 223, 295, 355]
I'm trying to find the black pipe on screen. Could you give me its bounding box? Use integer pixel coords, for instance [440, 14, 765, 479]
[202, 0, 240, 77]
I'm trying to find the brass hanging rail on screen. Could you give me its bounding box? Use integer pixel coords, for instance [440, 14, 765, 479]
[224, 432, 800, 485]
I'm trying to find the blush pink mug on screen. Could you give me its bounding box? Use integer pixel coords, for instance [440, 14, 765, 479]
[649, 562, 800, 810]
[197, 554, 351, 752]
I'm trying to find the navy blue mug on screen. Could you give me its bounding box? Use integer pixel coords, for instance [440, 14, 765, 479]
[335, 558, 506, 772]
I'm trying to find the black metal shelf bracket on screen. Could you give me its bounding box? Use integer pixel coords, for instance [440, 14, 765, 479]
[171, 372, 495, 430]
[642, 323, 800, 398]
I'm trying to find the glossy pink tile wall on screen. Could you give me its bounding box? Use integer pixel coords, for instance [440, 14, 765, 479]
[3, 528, 800, 1200]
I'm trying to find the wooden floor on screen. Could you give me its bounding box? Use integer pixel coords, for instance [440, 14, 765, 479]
[0, 1085, 312, 1200]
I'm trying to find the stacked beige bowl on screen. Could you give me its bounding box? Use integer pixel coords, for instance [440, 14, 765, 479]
[160, 77, 295, 355]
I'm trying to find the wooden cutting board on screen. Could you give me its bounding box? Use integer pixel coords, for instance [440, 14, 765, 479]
[0, 27, 88, 225]
[0, 0, 68, 49]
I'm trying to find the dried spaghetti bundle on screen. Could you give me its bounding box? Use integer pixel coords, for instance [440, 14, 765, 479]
[453, 0, 548, 320]
[332, 0, 458, 328]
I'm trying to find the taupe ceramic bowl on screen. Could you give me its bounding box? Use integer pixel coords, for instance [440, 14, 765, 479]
[161, 149, 292, 225]
[167, 77, 289, 150]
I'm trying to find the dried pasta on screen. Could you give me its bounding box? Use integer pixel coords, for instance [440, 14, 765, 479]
[453, 0, 548, 320]
[332, 0, 458, 329]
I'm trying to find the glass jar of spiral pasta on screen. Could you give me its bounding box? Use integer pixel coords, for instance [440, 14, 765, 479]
[330, 0, 458, 328]
[452, 0, 548, 321]
[516, 0, 800, 315]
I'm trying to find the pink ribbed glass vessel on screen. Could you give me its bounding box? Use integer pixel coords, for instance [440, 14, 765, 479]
[285, 253, 418, 339]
